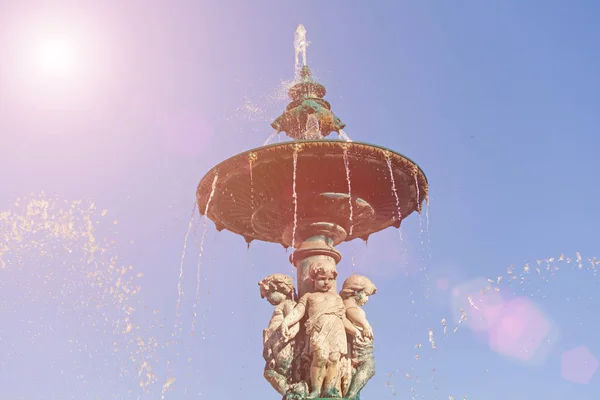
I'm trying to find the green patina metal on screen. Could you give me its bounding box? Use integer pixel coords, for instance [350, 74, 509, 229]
[271, 65, 345, 139]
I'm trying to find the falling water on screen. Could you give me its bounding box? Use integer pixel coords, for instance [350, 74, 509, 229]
[249, 152, 256, 211]
[385, 154, 403, 248]
[413, 171, 425, 246]
[338, 129, 353, 142]
[291, 147, 299, 249]
[191, 173, 219, 336]
[246, 155, 256, 299]
[263, 129, 279, 146]
[425, 196, 431, 257]
[163, 175, 217, 398]
[0, 195, 156, 393]
[165, 201, 198, 399]
[304, 114, 322, 139]
[161, 376, 177, 399]
[294, 24, 308, 77]
[428, 328, 436, 349]
[343, 147, 354, 236]
[386, 154, 422, 398]
[173, 203, 197, 337]
[413, 171, 431, 298]
[204, 231, 219, 320]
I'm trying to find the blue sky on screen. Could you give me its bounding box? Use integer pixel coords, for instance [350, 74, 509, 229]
[1, 1, 599, 399]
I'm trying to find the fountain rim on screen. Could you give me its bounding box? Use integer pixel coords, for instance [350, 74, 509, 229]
[196, 139, 428, 199]
[196, 139, 429, 245]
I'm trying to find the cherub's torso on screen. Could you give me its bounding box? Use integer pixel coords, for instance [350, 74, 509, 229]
[304, 291, 344, 317]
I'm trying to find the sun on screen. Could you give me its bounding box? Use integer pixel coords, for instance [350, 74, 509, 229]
[3, 11, 113, 108]
[31, 35, 79, 78]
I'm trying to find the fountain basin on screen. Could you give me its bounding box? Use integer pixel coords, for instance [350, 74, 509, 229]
[196, 140, 427, 247]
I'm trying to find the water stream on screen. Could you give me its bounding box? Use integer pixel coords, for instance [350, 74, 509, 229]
[191, 173, 219, 336]
[263, 129, 279, 146]
[385, 154, 404, 248]
[164, 203, 198, 400]
[338, 129, 353, 142]
[413, 172, 425, 252]
[249, 152, 255, 214]
[343, 147, 354, 236]
[425, 196, 431, 256]
[413, 172, 421, 210]
[173, 203, 197, 338]
[294, 24, 308, 78]
[304, 113, 322, 139]
[291, 147, 299, 249]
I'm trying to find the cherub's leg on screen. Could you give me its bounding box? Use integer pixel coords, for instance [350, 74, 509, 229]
[346, 357, 375, 399]
[307, 349, 327, 398]
[322, 351, 341, 397]
[340, 357, 351, 397]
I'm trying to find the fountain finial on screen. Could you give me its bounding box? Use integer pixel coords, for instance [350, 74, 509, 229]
[271, 25, 346, 140]
[299, 65, 311, 78]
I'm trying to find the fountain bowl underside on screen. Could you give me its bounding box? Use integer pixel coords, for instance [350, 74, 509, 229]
[197, 140, 428, 247]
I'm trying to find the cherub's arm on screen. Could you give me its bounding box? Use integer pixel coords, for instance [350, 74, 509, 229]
[346, 307, 373, 338]
[287, 320, 300, 339]
[282, 302, 306, 328]
[280, 295, 309, 339]
[343, 312, 360, 336]
[281, 303, 305, 340]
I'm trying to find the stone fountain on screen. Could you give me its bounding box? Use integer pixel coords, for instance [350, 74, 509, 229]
[196, 25, 427, 400]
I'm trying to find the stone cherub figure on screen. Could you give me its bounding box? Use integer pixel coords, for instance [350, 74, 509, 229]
[281, 262, 360, 398]
[259, 274, 301, 396]
[340, 275, 377, 399]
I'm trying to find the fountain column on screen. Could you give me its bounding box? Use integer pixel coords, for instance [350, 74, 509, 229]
[291, 239, 341, 297]
[286, 222, 346, 296]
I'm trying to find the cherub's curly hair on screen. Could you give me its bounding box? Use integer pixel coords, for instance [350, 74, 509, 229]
[308, 261, 338, 281]
[258, 274, 296, 300]
[339, 275, 377, 299]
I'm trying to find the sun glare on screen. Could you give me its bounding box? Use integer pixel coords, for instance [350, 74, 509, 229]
[33, 36, 77, 77]
[3, 11, 114, 107]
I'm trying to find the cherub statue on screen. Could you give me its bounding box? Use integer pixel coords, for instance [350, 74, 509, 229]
[259, 274, 300, 396]
[281, 262, 360, 398]
[340, 275, 377, 399]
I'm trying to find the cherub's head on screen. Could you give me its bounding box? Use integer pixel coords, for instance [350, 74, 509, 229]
[258, 274, 296, 305]
[340, 275, 377, 306]
[308, 263, 338, 292]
